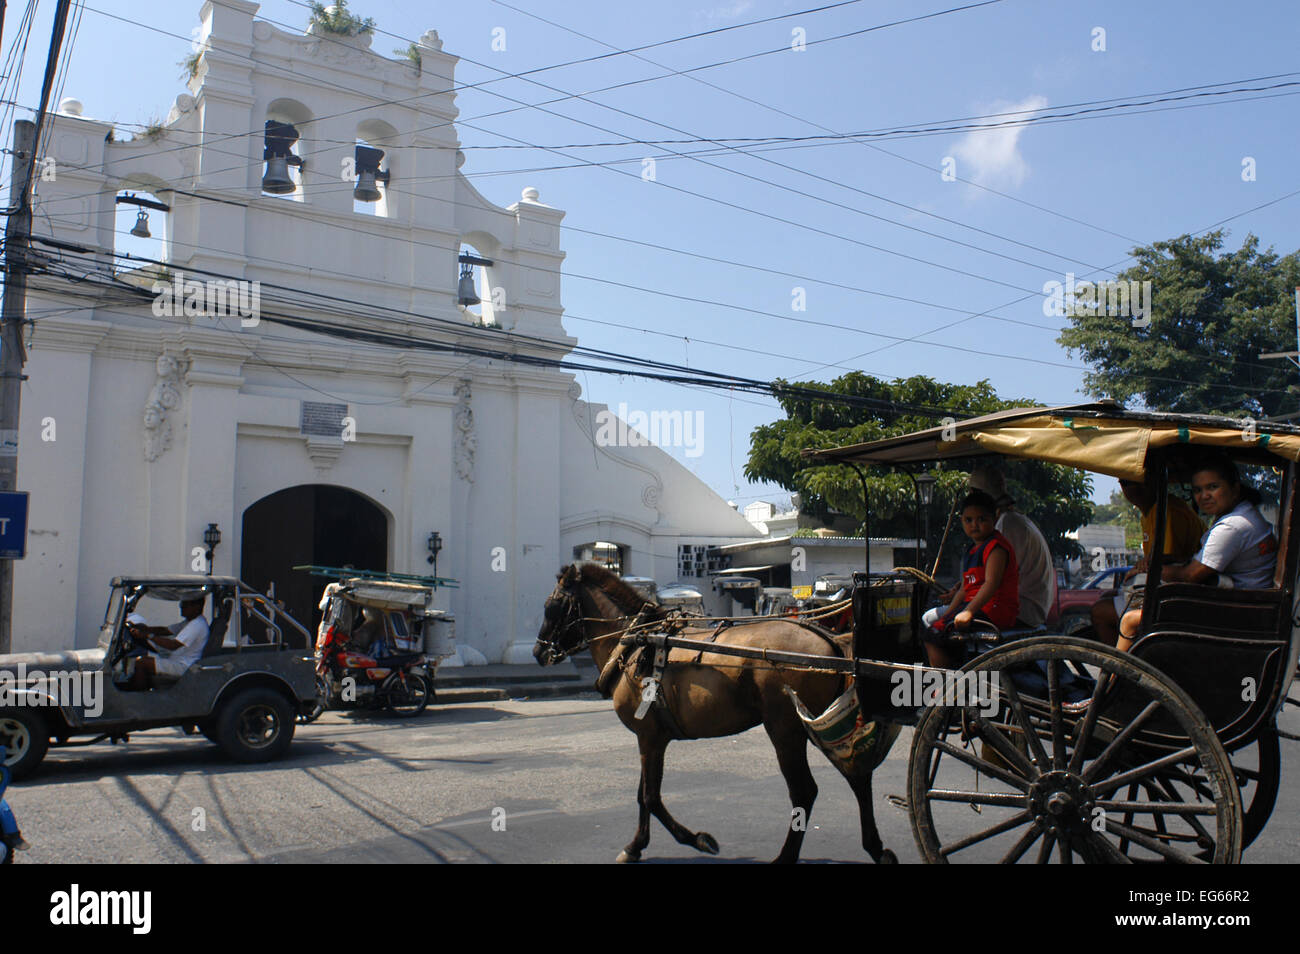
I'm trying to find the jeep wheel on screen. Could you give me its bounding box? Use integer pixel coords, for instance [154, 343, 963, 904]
[215, 688, 295, 764]
[0, 710, 48, 781]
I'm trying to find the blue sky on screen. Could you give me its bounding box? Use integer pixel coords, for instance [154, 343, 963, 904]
[8, 0, 1300, 510]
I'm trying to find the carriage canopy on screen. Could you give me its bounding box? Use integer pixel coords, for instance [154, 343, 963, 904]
[801, 401, 1300, 480]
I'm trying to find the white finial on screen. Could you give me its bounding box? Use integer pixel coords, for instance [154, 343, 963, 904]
[419, 29, 443, 52]
[58, 97, 83, 116]
[521, 186, 540, 202]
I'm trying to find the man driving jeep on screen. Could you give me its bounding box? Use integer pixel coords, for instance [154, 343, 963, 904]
[124, 596, 210, 690]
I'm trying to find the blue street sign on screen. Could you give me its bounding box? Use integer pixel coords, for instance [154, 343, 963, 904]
[0, 492, 28, 559]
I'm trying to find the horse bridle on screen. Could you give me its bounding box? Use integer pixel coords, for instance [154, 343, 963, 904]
[540, 584, 589, 662]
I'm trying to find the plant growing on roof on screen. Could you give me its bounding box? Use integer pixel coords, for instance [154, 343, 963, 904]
[307, 1, 375, 37]
[394, 42, 422, 73]
[139, 117, 166, 142]
[178, 51, 202, 81]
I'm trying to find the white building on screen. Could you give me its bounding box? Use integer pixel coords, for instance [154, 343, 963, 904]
[741, 499, 801, 537]
[1066, 524, 1141, 579]
[11, 0, 759, 658]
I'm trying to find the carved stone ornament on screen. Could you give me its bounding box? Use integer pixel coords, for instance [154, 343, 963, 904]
[143, 352, 190, 462]
[453, 379, 476, 482]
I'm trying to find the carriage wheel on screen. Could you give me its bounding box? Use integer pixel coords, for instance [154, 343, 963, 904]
[1176, 724, 1279, 857]
[1235, 725, 1280, 851]
[908, 637, 1242, 864]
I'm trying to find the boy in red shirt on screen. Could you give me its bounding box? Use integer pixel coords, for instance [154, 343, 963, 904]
[922, 490, 1020, 668]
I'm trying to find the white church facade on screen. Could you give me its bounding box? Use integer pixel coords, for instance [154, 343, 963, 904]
[11, 0, 760, 659]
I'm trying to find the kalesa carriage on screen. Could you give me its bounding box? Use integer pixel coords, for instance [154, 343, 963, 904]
[535, 403, 1300, 864]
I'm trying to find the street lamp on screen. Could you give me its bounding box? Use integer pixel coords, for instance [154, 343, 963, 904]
[916, 471, 937, 568]
[203, 523, 221, 576]
[908, 471, 938, 568]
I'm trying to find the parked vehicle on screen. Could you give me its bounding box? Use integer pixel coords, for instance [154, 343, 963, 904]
[622, 577, 658, 605]
[755, 587, 799, 617]
[303, 572, 457, 721]
[655, 583, 706, 615]
[1046, 565, 1134, 633]
[0, 576, 317, 780]
[795, 575, 855, 632]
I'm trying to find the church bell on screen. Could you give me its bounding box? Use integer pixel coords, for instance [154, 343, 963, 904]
[130, 209, 151, 238]
[353, 144, 389, 202]
[457, 262, 479, 306]
[261, 155, 296, 195]
[262, 120, 302, 195]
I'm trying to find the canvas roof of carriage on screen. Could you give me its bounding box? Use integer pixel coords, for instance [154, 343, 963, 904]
[802, 401, 1300, 481]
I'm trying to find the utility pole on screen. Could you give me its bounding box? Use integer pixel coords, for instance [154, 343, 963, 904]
[0, 0, 74, 652]
[0, 118, 34, 654]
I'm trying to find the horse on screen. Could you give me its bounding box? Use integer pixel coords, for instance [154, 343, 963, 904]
[534, 563, 898, 864]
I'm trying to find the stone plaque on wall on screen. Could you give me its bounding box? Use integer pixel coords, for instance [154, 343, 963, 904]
[299, 401, 347, 438]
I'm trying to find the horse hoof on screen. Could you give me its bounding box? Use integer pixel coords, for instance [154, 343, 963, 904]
[878, 849, 898, 865]
[694, 832, 719, 855]
[616, 849, 641, 864]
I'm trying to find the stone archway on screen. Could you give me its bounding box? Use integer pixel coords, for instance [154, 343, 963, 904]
[241, 485, 388, 631]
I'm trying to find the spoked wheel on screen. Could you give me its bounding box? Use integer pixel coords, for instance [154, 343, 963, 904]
[1176, 724, 1279, 858]
[908, 636, 1242, 863]
[1234, 725, 1280, 852]
[384, 672, 430, 717]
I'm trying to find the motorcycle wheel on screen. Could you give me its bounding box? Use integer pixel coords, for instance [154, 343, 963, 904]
[298, 676, 328, 725]
[384, 672, 430, 718]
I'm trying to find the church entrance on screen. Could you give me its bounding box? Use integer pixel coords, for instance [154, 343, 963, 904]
[241, 485, 388, 632]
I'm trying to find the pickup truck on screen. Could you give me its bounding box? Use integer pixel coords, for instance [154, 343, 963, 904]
[1045, 566, 1133, 634]
[0, 575, 317, 780]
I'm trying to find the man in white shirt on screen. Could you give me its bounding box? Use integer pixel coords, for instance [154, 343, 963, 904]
[968, 466, 1057, 627]
[126, 596, 210, 689]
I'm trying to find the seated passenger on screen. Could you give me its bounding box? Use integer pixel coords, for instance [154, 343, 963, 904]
[968, 466, 1055, 628]
[921, 490, 1020, 668]
[125, 597, 210, 689]
[1091, 475, 1203, 646]
[1118, 455, 1276, 651]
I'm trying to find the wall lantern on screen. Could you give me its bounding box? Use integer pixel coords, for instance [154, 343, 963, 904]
[427, 531, 443, 576]
[203, 523, 222, 575]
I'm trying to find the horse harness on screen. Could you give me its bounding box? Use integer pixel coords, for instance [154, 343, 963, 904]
[601, 616, 848, 741]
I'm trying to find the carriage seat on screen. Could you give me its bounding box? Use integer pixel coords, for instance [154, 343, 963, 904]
[1132, 583, 1289, 750]
[1146, 582, 1286, 637]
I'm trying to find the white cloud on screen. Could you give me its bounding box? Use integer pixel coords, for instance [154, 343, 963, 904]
[950, 95, 1048, 189]
[698, 0, 755, 22]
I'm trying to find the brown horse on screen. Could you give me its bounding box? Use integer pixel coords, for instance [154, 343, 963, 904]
[534, 563, 897, 864]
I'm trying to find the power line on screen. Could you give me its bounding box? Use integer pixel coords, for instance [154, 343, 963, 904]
[28, 231, 1300, 405]
[37, 2, 1097, 287]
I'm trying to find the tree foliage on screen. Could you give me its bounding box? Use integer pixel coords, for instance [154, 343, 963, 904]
[1057, 231, 1300, 418]
[1090, 489, 1142, 549]
[308, 1, 375, 37]
[744, 373, 1094, 566]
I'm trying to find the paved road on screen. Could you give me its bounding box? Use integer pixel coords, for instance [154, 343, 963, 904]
[8, 695, 1300, 864]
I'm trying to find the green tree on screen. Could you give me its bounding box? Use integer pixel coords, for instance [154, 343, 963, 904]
[1057, 231, 1300, 418]
[744, 373, 1094, 566]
